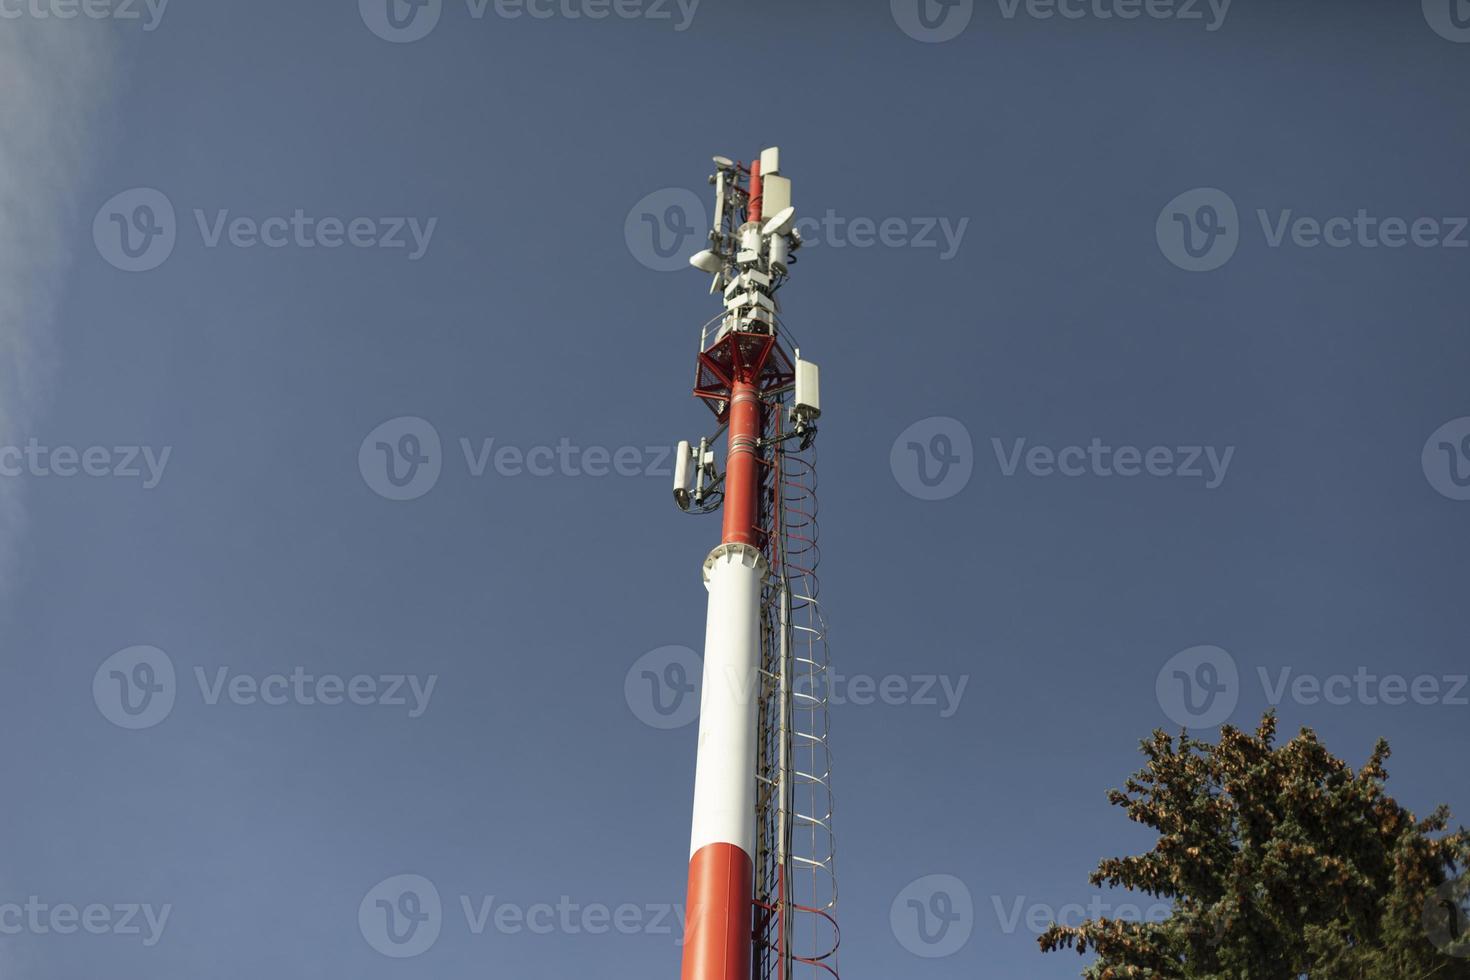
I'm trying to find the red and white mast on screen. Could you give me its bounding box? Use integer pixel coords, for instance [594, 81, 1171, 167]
[672, 149, 835, 980]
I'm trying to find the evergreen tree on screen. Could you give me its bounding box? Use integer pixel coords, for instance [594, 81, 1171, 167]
[1040, 712, 1470, 979]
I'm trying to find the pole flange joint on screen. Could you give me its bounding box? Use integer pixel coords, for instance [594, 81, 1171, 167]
[701, 541, 769, 586]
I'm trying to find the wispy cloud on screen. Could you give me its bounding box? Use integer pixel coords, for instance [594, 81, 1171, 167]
[0, 23, 115, 595]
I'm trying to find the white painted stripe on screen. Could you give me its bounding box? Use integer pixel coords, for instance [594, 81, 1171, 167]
[688, 543, 766, 859]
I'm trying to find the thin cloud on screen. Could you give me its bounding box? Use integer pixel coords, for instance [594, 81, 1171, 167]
[0, 23, 115, 595]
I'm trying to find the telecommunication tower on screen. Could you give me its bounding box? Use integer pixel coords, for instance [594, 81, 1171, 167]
[671, 148, 841, 980]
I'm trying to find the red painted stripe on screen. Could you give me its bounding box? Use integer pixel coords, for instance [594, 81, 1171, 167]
[720, 380, 762, 547]
[681, 841, 753, 980]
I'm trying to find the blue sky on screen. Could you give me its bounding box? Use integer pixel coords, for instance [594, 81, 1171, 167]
[1, 1, 1468, 977]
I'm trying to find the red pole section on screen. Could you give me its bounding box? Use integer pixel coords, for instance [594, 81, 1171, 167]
[720, 379, 762, 547]
[681, 843, 754, 980]
[747, 159, 763, 225]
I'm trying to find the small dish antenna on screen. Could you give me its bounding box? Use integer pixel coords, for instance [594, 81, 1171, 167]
[761, 206, 795, 238]
[689, 249, 724, 274]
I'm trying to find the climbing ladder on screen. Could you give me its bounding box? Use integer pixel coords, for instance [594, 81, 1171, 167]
[753, 393, 840, 980]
